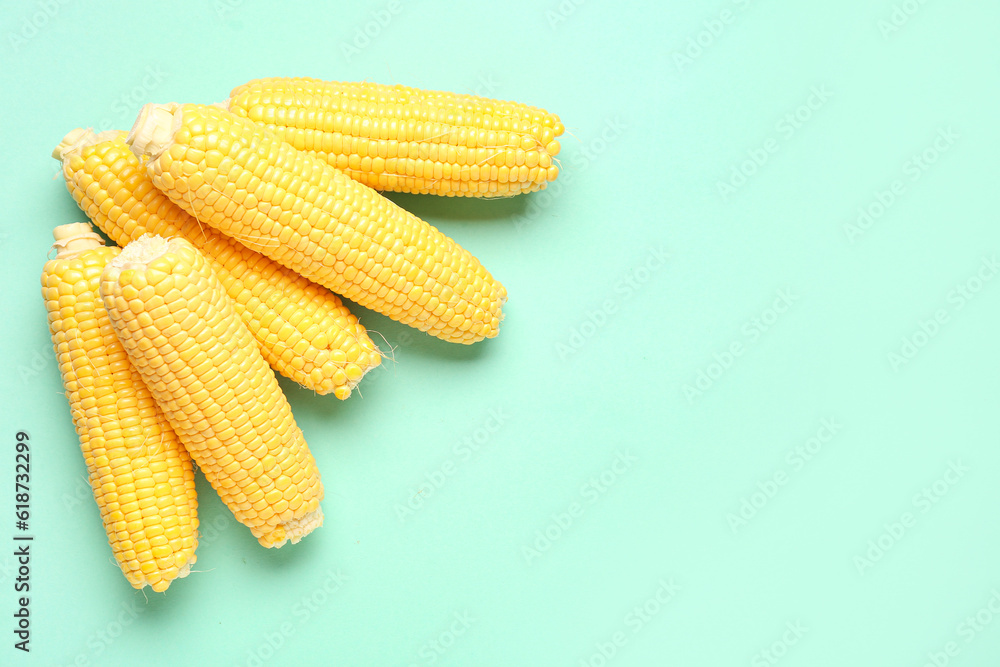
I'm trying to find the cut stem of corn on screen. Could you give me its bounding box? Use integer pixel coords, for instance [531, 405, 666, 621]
[100, 234, 324, 548]
[54, 129, 381, 399]
[42, 223, 198, 592]
[226, 77, 564, 197]
[127, 103, 507, 344]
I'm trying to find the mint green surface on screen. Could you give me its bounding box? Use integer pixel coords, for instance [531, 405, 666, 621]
[2, 1, 1000, 665]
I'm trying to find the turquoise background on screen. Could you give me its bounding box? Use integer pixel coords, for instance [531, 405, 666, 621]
[2, 1, 1000, 664]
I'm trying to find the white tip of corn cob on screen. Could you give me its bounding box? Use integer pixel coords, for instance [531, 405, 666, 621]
[174, 561, 194, 582]
[128, 103, 181, 161]
[51, 128, 93, 160]
[268, 507, 324, 548]
[52, 128, 124, 161]
[51, 222, 104, 259]
[107, 231, 175, 271]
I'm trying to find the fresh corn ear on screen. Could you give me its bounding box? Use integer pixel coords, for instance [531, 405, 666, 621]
[100, 234, 324, 548]
[41, 223, 198, 592]
[53, 129, 381, 399]
[226, 77, 563, 197]
[127, 103, 507, 344]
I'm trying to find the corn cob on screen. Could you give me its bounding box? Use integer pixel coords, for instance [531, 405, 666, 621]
[41, 223, 198, 591]
[127, 103, 507, 344]
[53, 129, 381, 399]
[100, 234, 323, 547]
[225, 77, 563, 198]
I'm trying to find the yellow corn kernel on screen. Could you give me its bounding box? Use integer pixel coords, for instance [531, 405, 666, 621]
[41, 223, 198, 592]
[128, 103, 506, 344]
[53, 129, 381, 399]
[226, 77, 563, 197]
[100, 234, 323, 548]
